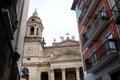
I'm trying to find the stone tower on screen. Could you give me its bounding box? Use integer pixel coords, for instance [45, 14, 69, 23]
[21, 10, 45, 80]
[23, 10, 44, 60]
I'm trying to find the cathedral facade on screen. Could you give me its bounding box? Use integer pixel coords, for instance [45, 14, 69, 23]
[21, 11, 83, 80]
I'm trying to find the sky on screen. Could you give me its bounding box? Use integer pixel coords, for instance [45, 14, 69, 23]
[28, 0, 79, 46]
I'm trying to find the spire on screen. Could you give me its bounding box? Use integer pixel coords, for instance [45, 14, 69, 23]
[33, 8, 38, 16]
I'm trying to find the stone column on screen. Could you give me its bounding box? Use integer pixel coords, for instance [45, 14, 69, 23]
[75, 67, 80, 80]
[62, 68, 66, 80]
[21, 78, 26, 80]
[50, 69, 55, 80]
[48, 70, 51, 80]
[39, 72, 41, 80]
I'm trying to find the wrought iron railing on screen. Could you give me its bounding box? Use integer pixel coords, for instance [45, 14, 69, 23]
[79, 0, 92, 22]
[111, 0, 120, 24]
[83, 11, 109, 45]
[85, 39, 117, 70]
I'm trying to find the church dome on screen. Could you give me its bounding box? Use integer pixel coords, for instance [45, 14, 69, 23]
[27, 9, 42, 24]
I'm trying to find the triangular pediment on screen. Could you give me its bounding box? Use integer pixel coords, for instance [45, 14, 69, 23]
[52, 39, 79, 47]
[50, 52, 81, 62]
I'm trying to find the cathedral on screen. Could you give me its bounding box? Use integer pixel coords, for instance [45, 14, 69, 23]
[21, 10, 83, 80]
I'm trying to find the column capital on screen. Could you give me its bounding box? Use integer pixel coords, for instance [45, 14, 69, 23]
[75, 67, 80, 70]
[50, 69, 54, 71]
[75, 67, 80, 80]
[61, 68, 65, 71]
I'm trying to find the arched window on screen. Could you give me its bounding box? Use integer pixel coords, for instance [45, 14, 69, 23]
[30, 27, 34, 35]
[31, 19, 35, 22]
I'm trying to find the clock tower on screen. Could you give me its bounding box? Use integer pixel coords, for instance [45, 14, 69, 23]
[23, 10, 44, 60]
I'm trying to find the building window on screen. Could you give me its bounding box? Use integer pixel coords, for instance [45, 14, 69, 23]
[105, 32, 116, 50]
[108, 0, 120, 20]
[108, 0, 120, 15]
[101, 7, 106, 15]
[31, 19, 35, 21]
[117, 24, 120, 36]
[82, 25, 92, 45]
[41, 72, 48, 80]
[109, 0, 120, 36]
[87, 25, 92, 38]
[90, 49, 97, 66]
[82, 33, 88, 45]
[115, 0, 120, 9]
[85, 58, 92, 70]
[30, 27, 34, 35]
[27, 58, 30, 60]
[97, 7, 108, 20]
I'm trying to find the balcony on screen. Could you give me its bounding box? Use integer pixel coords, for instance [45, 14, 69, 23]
[84, 13, 109, 47]
[86, 39, 118, 73]
[111, 0, 120, 24]
[79, 0, 99, 26]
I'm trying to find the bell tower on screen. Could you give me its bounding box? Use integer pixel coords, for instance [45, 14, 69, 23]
[23, 10, 45, 60]
[26, 10, 43, 38]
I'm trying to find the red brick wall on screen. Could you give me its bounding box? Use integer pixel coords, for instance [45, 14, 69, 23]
[78, 0, 120, 72]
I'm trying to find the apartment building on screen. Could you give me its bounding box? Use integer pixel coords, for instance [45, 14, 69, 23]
[71, 0, 120, 80]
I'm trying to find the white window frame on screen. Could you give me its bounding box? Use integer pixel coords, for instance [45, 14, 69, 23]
[105, 31, 116, 51]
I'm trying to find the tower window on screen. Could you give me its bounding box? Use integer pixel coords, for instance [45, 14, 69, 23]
[27, 58, 30, 60]
[31, 19, 35, 21]
[30, 27, 34, 35]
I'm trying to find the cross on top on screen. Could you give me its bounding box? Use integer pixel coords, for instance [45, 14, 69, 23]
[65, 32, 70, 39]
[65, 32, 70, 37]
[35, 8, 37, 11]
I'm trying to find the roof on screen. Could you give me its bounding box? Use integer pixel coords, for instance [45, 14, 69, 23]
[71, 0, 78, 10]
[45, 38, 79, 48]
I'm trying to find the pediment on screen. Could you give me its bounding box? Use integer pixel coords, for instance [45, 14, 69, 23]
[50, 52, 81, 62]
[53, 39, 79, 47]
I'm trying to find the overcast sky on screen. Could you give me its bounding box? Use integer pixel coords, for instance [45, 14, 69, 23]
[28, 0, 79, 46]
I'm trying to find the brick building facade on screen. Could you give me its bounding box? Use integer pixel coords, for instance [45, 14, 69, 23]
[71, 0, 120, 80]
